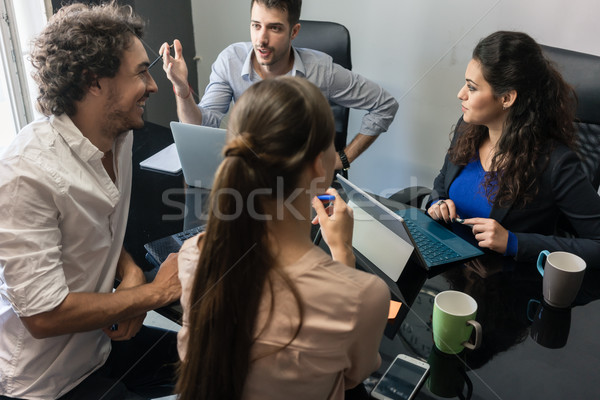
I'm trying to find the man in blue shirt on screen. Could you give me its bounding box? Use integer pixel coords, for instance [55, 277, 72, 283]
[161, 0, 398, 170]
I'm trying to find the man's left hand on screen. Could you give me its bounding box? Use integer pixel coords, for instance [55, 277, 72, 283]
[102, 312, 146, 341]
[104, 255, 147, 340]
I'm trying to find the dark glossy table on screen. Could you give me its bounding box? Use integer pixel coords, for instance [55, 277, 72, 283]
[125, 122, 203, 321]
[125, 122, 184, 269]
[125, 122, 211, 269]
[125, 123, 600, 399]
[373, 244, 600, 399]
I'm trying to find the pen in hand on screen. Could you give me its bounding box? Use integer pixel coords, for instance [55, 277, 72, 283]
[313, 194, 335, 245]
[317, 194, 335, 215]
[148, 44, 173, 69]
[454, 218, 474, 228]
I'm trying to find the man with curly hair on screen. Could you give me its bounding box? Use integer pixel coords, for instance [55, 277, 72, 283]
[0, 2, 180, 399]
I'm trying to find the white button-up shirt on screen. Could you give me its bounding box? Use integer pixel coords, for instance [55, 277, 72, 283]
[0, 114, 132, 399]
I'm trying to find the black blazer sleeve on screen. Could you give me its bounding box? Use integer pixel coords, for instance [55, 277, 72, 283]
[429, 118, 464, 208]
[512, 147, 600, 266]
[431, 153, 452, 204]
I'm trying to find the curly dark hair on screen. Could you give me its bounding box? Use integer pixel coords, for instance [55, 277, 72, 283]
[31, 1, 145, 116]
[449, 31, 577, 207]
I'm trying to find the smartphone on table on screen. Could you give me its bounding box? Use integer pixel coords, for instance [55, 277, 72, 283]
[371, 354, 430, 400]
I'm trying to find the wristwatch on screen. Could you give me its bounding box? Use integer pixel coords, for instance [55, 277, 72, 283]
[338, 150, 350, 171]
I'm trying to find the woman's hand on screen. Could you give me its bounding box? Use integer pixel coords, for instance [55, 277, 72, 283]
[312, 188, 355, 267]
[463, 217, 509, 254]
[427, 199, 458, 224]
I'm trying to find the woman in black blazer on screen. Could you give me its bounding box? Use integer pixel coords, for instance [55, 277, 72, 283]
[428, 31, 600, 266]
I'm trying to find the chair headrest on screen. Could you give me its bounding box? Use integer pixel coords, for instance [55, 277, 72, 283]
[293, 20, 352, 70]
[541, 45, 600, 125]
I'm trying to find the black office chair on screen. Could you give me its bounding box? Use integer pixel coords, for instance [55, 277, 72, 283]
[388, 45, 600, 209]
[541, 45, 600, 189]
[294, 20, 352, 244]
[294, 20, 352, 153]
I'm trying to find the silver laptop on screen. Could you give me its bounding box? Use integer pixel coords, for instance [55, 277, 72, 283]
[170, 121, 227, 189]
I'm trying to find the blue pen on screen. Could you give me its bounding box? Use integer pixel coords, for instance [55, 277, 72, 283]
[317, 194, 335, 203]
[317, 194, 335, 213]
[314, 195, 335, 245]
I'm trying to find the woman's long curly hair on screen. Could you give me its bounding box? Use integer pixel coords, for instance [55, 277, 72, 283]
[449, 31, 577, 207]
[30, 1, 145, 116]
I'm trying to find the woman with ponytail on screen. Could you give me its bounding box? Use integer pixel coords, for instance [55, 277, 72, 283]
[427, 31, 600, 265]
[176, 76, 390, 400]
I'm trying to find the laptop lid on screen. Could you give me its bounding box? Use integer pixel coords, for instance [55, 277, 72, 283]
[170, 121, 227, 189]
[336, 174, 415, 282]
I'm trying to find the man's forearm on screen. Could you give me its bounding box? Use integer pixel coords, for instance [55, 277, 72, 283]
[336, 133, 378, 169]
[175, 88, 203, 125]
[20, 284, 169, 339]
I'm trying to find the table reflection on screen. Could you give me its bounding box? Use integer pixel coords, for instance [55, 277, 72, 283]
[440, 255, 540, 370]
[393, 254, 600, 399]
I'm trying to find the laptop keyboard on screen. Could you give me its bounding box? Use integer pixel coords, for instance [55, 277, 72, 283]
[403, 220, 460, 264]
[144, 224, 206, 268]
[173, 225, 205, 246]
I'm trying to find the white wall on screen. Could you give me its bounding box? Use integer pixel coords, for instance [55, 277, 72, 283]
[188, 0, 600, 196]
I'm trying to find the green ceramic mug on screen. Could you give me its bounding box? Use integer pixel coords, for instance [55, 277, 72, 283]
[432, 290, 482, 354]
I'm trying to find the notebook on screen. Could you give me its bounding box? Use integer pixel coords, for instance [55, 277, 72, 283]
[170, 121, 227, 189]
[336, 174, 483, 272]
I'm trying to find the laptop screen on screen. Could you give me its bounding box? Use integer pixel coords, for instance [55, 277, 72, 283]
[336, 174, 415, 283]
[170, 121, 227, 189]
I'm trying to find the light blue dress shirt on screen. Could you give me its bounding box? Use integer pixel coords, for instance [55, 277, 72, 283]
[198, 42, 398, 135]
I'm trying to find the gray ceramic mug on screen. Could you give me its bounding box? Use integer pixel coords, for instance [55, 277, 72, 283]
[536, 251, 586, 308]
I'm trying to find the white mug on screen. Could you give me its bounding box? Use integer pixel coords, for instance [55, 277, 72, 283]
[537, 251, 586, 308]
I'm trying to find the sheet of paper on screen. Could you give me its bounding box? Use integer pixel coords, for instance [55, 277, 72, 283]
[139, 143, 182, 174]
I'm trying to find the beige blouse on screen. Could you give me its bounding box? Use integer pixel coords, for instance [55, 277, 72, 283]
[177, 235, 390, 400]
